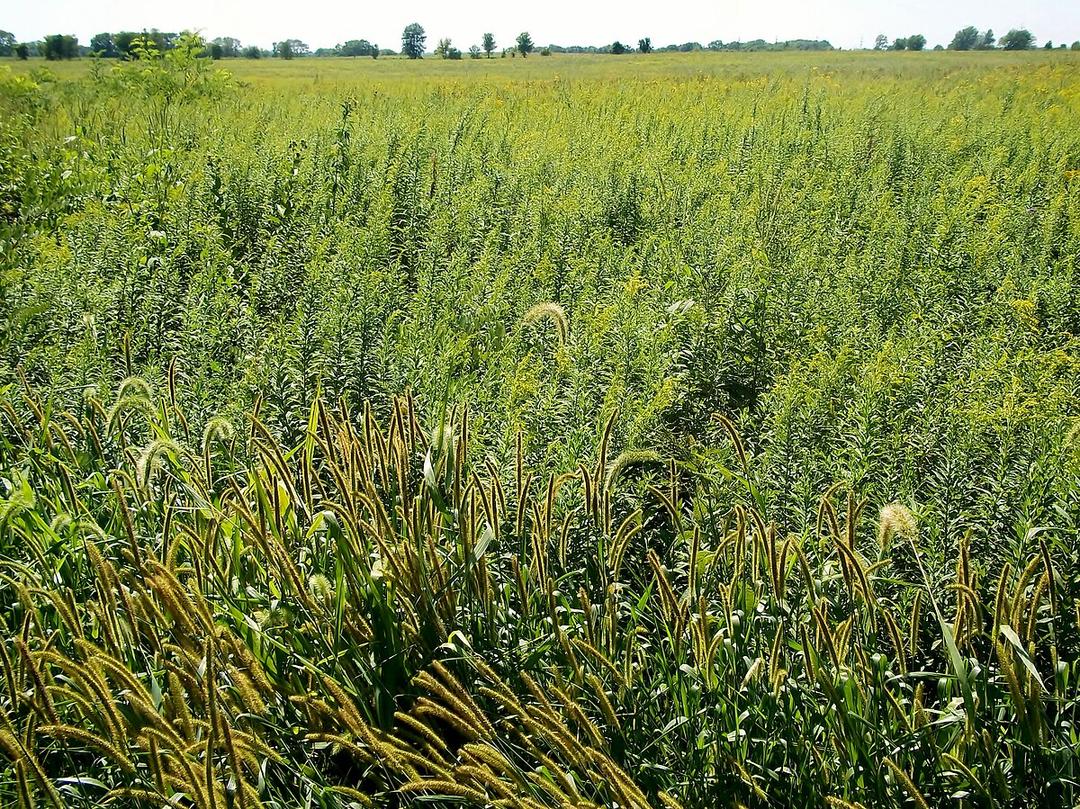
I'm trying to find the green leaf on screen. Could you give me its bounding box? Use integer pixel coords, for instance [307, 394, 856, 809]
[910, 538, 976, 725]
[999, 624, 1045, 692]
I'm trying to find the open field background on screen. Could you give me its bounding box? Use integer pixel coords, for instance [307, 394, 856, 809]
[0, 51, 1078, 807]
[9, 49, 1080, 82]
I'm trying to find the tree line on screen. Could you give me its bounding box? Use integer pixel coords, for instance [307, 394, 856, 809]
[873, 27, 1064, 51]
[3, 23, 1078, 61]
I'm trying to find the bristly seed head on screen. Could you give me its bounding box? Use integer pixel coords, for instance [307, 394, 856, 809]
[308, 573, 333, 602]
[878, 503, 917, 552]
[522, 302, 570, 344]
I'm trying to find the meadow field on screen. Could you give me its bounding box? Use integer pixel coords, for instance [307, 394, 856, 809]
[0, 48, 1078, 807]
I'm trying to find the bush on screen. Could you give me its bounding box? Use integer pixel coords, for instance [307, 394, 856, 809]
[105, 32, 235, 100]
[42, 34, 78, 60]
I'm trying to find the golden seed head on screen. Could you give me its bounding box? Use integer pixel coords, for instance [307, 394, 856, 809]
[308, 573, 334, 602]
[202, 416, 235, 451]
[878, 503, 917, 551]
[522, 302, 570, 343]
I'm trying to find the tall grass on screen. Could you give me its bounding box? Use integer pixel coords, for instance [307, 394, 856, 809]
[0, 382, 1076, 806]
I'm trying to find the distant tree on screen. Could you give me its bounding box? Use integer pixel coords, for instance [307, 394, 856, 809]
[949, 26, 980, 50]
[1044, 41, 1054, 49]
[142, 30, 178, 52]
[401, 23, 426, 59]
[975, 29, 995, 49]
[212, 36, 241, 57]
[1000, 29, 1034, 50]
[88, 33, 116, 57]
[540, 47, 551, 56]
[113, 32, 138, 57]
[873, 34, 888, 51]
[0, 30, 15, 56]
[638, 37, 652, 53]
[482, 32, 495, 57]
[469, 44, 482, 59]
[516, 32, 534, 57]
[242, 45, 262, 58]
[15, 42, 29, 59]
[610, 41, 627, 54]
[274, 39, 308, 58]
[907, 34, 926, 51]
[43, 34, 79, 60]
[209, 43, 224, 59]
[677, 42, 702, 52]
[933, 44, 944, 51]
[891, 37, 907, 50]
[434, 37, 451, 58]
[338, 39, 375, 57]
[702, 38, 832, 52]
[1072, 41, 1080, 50]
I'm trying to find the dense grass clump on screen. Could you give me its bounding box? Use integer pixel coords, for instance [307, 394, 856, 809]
[0, 50, 1078, 807]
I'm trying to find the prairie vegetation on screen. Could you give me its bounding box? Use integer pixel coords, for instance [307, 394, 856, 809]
[0, 49, 1078, 807]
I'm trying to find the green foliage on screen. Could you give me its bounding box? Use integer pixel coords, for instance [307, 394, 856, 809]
[42, 34, 78, 61]
[402, 23, 426, 59]
[211, 36, 241, 58]
[337, 39, 377, 57]
[517, 31, 534, 57]
[950, 26, 981, 50]
[1001, 29, 1036, 50]
[950, 26, 999, 51]
[434, 38, 457, 59]
[90, 32, 118, 57]
[0, 387, 1076, 807]
[273, 38, 309, 59]
[104, 32, 234, 101]
[705, 39, 832, 52]
[0, 51, 1078, 808]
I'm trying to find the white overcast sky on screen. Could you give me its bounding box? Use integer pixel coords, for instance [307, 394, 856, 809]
[6, 0, 1079, 51]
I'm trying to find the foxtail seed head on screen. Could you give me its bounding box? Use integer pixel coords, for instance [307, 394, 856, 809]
[522, 302, 570, 343]
[878, 503, 917, 552]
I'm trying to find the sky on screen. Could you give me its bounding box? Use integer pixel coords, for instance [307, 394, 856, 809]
[5, 0, 1080, 52]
